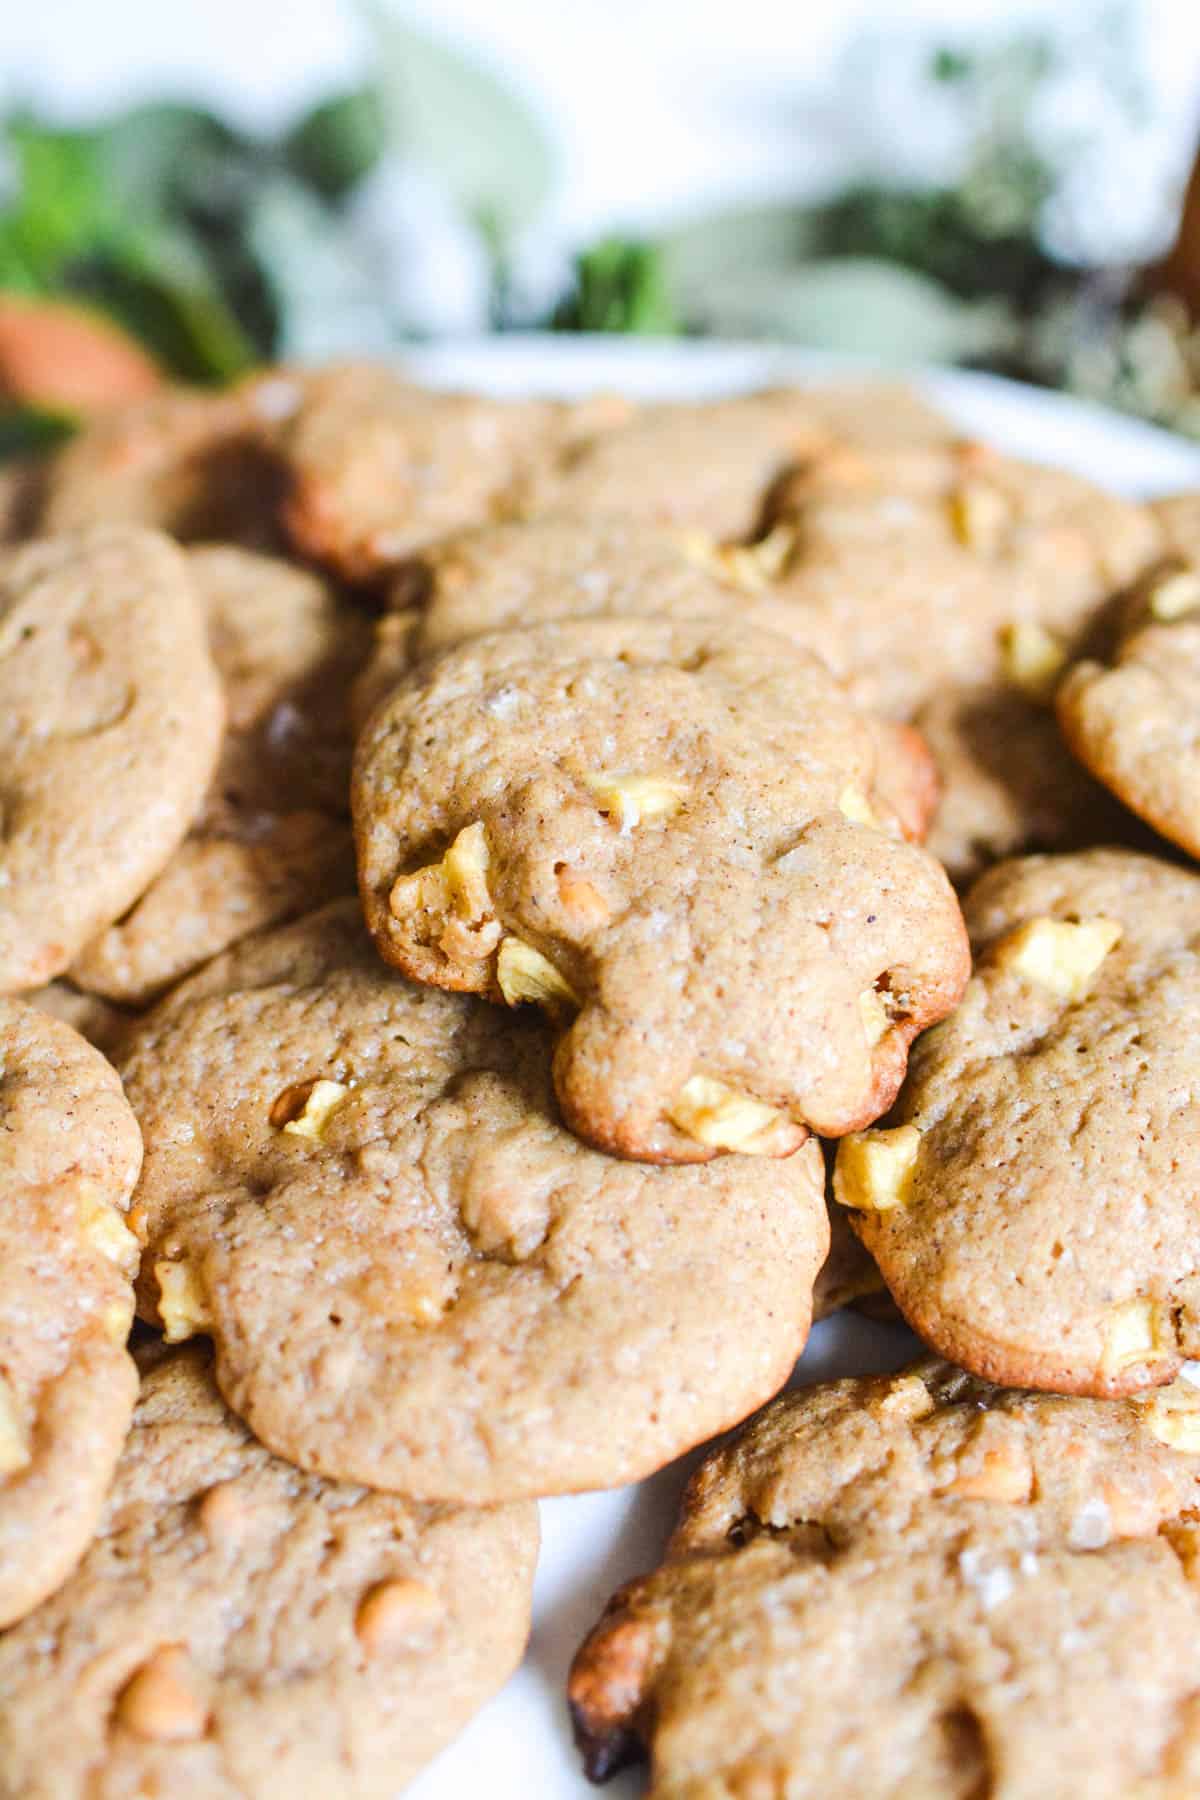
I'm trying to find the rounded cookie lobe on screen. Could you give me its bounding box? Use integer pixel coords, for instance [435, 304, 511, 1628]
[569, 1360, 1200, 1797]
[270, 362, 571, 580]
[0, 526, 225, 990]
[0, 1000, 142, 1628]
[118, 901, 830, 1502]
[70, 546, 367, 1005]
[352, 515, 938, 844]
[1058, 506, 1200, 861]
[0, 1343, 538, 1800]
[40, 384, 288, 546]
[353, 615, 968, 1162]
[840, 848, 1200, 1396]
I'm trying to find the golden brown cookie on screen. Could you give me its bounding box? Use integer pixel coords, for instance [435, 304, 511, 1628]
[569, 1359, 1200, 1796]
[39, 385, 287, 546]
[0, 1000, 142, 1628]
[117, 901, 829, 1502]
[768, 439, 1162, 880]
[353, 615, 968, 1162]
[0, 527, 224, 991]
[269, 362, 570, 581]
[69, 547, 367, 1005]
[0, 1343, 538, 1799]
[351, 515, 938, 844]
[836, 849, 1200, 1395]
[1058, 497, 1200, 862]
[539, 381, 950, 541]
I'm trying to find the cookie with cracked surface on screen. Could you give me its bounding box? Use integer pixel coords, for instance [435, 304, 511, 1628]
[768, 440, 1161, 880]
[836, 849, 1200, 1395]
[0, 999, 142, 1629]
[1058, 500, 1200, 862]
[353, 615, 968, 1162]
[70, 547, 367, 1005]
[118, 901, 829, 1501]
[269, 362, 573, 581]
[0, 526, 224, 991]
[568, 1359, 1200, 1797]
[0, 1343, 538, 1800]
[39, 385, 288, 546]
[351, 516, 937, 844]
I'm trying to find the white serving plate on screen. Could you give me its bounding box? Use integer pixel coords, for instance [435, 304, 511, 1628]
[392, 337, 1200, 1800]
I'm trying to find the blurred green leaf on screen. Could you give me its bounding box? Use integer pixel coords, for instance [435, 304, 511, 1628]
[672, 256, 1016, 362]
[0, 404, 74, 460]
[70, 252, 258, 383]
[283, 88, 386, 201]
[244, 173, 394, 357]
[553, 237, 678, 335]
[361, 4, 553, 244]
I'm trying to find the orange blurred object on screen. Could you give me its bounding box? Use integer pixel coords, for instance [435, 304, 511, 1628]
[0, 294, 164, 413]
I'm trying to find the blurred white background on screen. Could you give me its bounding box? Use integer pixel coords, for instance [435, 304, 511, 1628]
[4, 0, 1199, 254]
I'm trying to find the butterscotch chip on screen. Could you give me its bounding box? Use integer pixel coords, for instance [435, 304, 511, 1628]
[116, 1646, 209, 1742]
[355, 1577, 444, 1654]
[70, 547, 367, 1007]
[118, 901, 830, 1502]
[1058, 499, 1200, 863]
[848, 849, 1200, 1396]
[0, 527, 224, 991]
[353, 616, 967, 1162]
[0, 1344, 537, 1797]
[0, 1000, 142, 1629]
[569, 1362, 1200, 1796]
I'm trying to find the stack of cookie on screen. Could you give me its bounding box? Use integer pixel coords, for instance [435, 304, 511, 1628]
[0, 362, 1198, 1798]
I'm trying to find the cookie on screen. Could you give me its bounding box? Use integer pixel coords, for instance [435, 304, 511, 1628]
[352, 516, 937, 844]
[353, 615, 968, 1162]
[811, 1199, 885, 1320]
[568, 1359, 1200, 1796]
[0, 1343, 538, 1799]
[541, 381, 950, 542]
[269, 362, 572, 581]
[0, 457, 43, 544]
[768, 440, 1162, 879]
[23, 981, 137, 1058]
[0, 526, 225, 991]
[0, 1000, 142, 1628]
[917, 684, 1144, 879]
[40, 385, 287, 546]
[835, 848, 1200, 1395]
[118, 901, 829, 1501]
[69, 547, 366, 1005]
[1058, 502, 1200, 861]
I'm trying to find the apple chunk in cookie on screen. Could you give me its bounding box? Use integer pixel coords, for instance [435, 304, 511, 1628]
[838, 848, 1200, 1396]
[353, 616, 968, 1162]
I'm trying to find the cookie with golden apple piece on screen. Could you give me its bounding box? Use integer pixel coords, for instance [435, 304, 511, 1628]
[70, 546, 368, 1006]
[0, 999, 142, 1629]
[0, 1342, 538, 1800]
[1058, 495, 1200, 863]
[0, 526, 224, 992]
[350, 515, 938, 845]
[353, 615, 968, 1162]
[568, 1359, 1200, 1797]
[837, 849, 1200, 1395]
[767, 438, 1163, 880]
[117, 901, 829, 1503]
